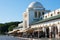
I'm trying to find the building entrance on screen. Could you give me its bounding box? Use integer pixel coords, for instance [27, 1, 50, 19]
[45, 27, 49, 38]
[51, 26, 58, 38]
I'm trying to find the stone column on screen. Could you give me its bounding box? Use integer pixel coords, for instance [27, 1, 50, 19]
[57, 24, 60, 38]
[42, 27, 46, 37]
[55, 26, 58, 38]
[49, 26, 52, 38]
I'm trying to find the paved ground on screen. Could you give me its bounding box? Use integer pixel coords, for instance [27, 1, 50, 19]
[0, 35, 60, 40]
[0, 35, 28, 40]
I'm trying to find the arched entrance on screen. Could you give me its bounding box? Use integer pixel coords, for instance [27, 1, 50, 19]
[51, 24, 58, 38]
[45, 27, 49, 38]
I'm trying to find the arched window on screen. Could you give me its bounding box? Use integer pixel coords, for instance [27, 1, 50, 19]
[51, 14, 53, 16]
[42, 12, 44, 15]
[35, 11, 37, 18]
[45, 16, 47, 18]
[57, 12, 60, 14]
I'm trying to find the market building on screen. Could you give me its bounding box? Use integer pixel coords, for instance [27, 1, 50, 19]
[8, 2, 60, 38]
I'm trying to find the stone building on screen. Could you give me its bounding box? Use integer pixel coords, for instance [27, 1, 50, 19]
[8, 2, 60, 38]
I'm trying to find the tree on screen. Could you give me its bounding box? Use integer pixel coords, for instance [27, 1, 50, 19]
[0, 21, 22, 34]
[8, 25, 16, 31]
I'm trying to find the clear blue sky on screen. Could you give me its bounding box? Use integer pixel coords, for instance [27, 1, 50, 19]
[0, 0, 60, 23]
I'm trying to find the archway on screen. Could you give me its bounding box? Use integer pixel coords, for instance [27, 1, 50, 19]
[45, 27, 49, 38]
[51, 24, 58, 38]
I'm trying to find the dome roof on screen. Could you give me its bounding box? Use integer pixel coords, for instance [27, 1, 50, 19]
[28, 2, 44, 8]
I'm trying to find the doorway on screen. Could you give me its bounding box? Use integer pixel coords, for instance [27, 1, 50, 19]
[45, 27, 49, 38]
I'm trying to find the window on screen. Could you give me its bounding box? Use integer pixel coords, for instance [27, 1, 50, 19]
[45, 16, 47, 18]
[51, 14, 53, 16]
[35, 11, 37, 18]
[42, 12, 44, 15]
[57, 12, 60, 14]
[34, 11, 41, 18]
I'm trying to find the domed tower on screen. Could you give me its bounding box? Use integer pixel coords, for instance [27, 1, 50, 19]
[23, 2, 50, 28]
[28, 2, 44, 8]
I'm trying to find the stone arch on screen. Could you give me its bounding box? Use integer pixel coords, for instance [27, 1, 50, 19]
[57, 22, 60, 37]
[45, 26, 49, 38]
[51, 24, 58, 38]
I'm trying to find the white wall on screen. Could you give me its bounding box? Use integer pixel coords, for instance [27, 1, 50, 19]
[44, 8, 60, 19]
[31, 19, 60, 28]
